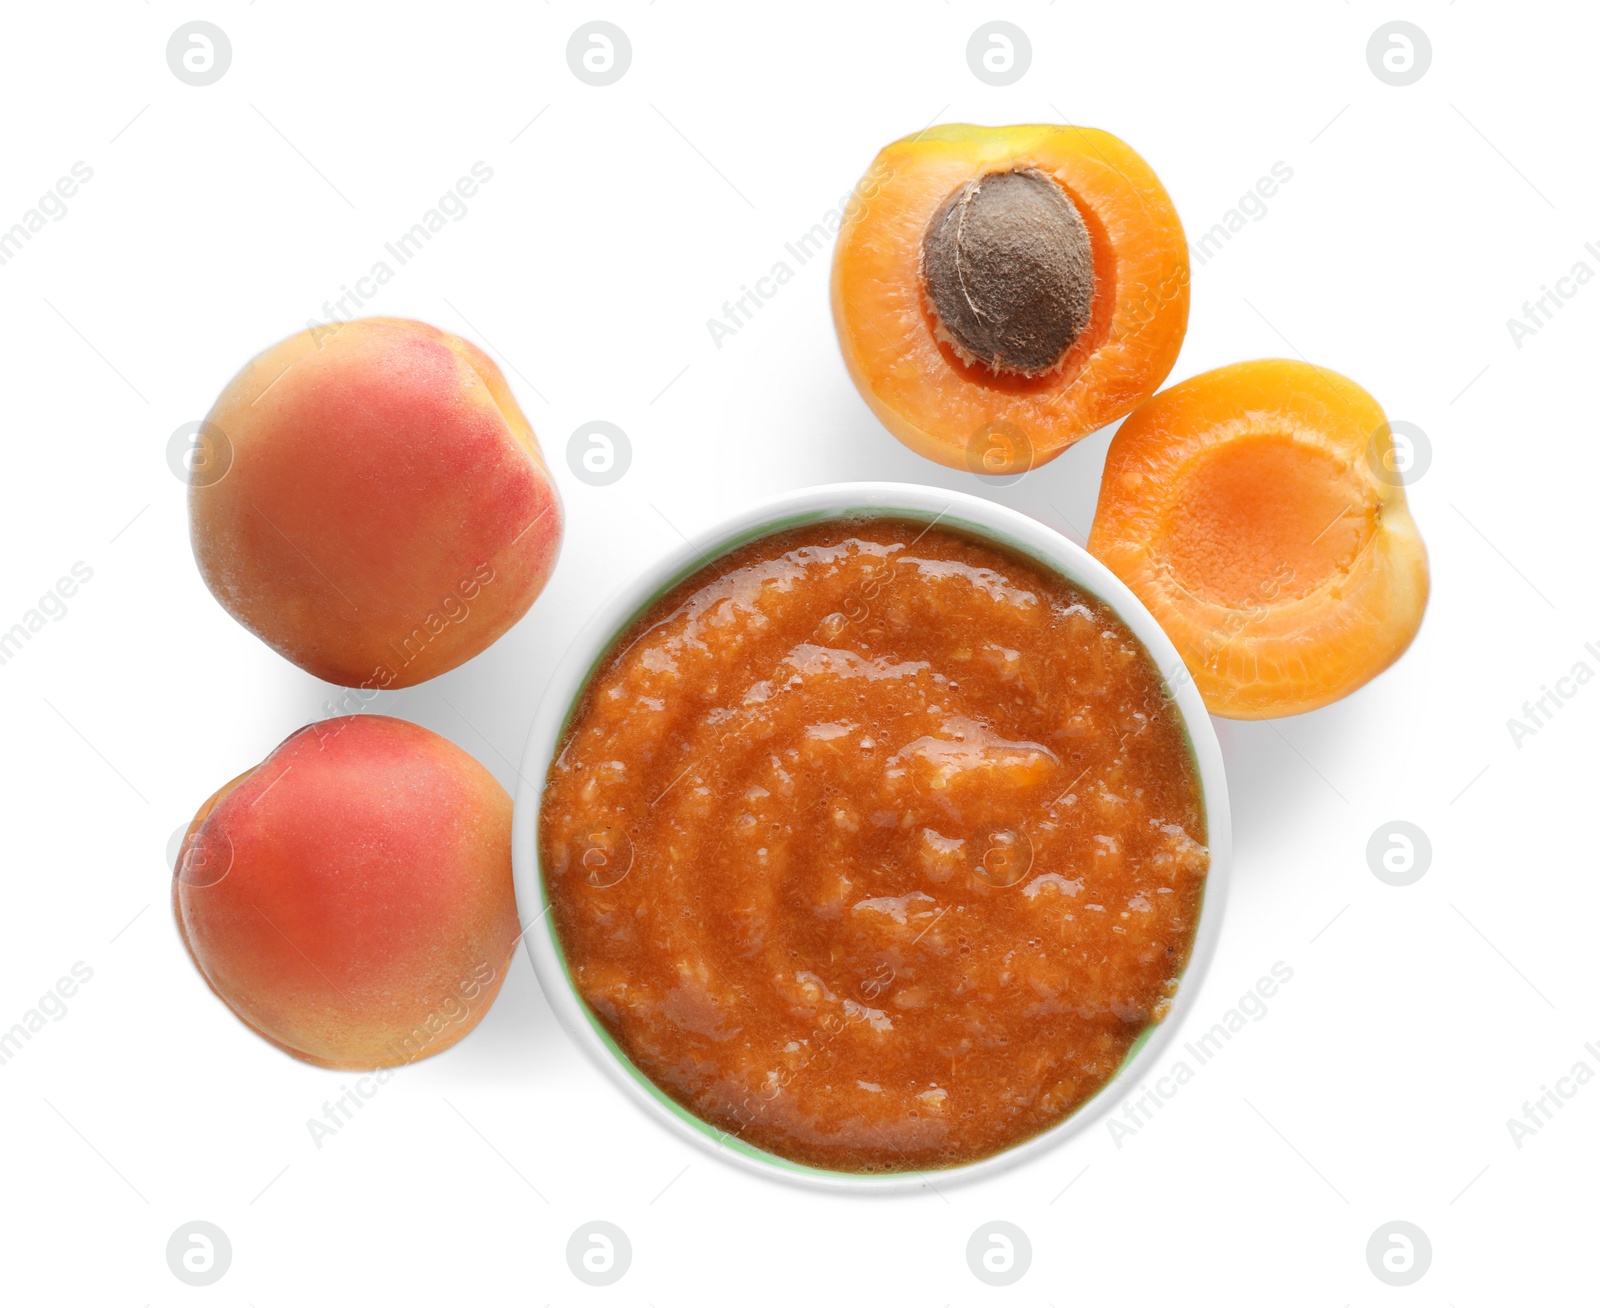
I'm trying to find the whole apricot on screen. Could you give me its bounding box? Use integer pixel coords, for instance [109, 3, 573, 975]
[173, 715, 518, 1069]
[190, 317, 563, 688]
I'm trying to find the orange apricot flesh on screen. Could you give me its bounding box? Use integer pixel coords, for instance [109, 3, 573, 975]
[1088, 359, 1429, 719]
[831, 123, 1189, 474]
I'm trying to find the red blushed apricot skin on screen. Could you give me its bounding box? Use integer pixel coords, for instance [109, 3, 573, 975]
[173, 715, 518, 1070]
[191, 317, 563, 689]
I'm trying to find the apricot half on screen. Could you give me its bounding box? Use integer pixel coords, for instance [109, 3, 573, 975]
[831, 123, 1189, 474]
[1088, 360, 1429, 719]
[191, 317, 563, 689]
[173, 715, 518, 1069]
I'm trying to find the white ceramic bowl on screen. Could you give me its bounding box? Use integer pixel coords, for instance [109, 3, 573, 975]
[512, 481, 1230, 1193]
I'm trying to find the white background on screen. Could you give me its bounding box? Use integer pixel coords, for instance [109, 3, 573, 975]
[1, 1, 1594, 1303]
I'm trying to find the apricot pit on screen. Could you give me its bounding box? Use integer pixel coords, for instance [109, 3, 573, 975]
[922, 167, 1095, 376]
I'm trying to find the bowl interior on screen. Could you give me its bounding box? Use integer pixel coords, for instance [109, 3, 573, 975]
[512, 482, 1231, 1192]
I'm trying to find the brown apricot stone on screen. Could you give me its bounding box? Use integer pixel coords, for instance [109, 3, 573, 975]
[921, 167, 1095, 377]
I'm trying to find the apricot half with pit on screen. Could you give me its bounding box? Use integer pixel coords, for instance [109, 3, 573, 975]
[190, 317, 563, 689]
[1088, 359, 1429, 719]
[173, 714, 518, 1069]
[831, 123, 1189, 474]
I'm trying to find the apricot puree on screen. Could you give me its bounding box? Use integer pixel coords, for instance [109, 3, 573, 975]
[539, 518, 1208, 1172]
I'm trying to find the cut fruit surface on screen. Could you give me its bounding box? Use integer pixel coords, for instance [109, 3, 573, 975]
[831, 123, 1189, 475]
[1088, 359, 1429, 719]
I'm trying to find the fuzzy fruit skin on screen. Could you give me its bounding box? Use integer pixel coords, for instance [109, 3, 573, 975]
[1088, 359, 1430, 719]
[190, 317, 563, 689]
[831, 123, 1189, 473]
[173, 715, 518, 1070]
